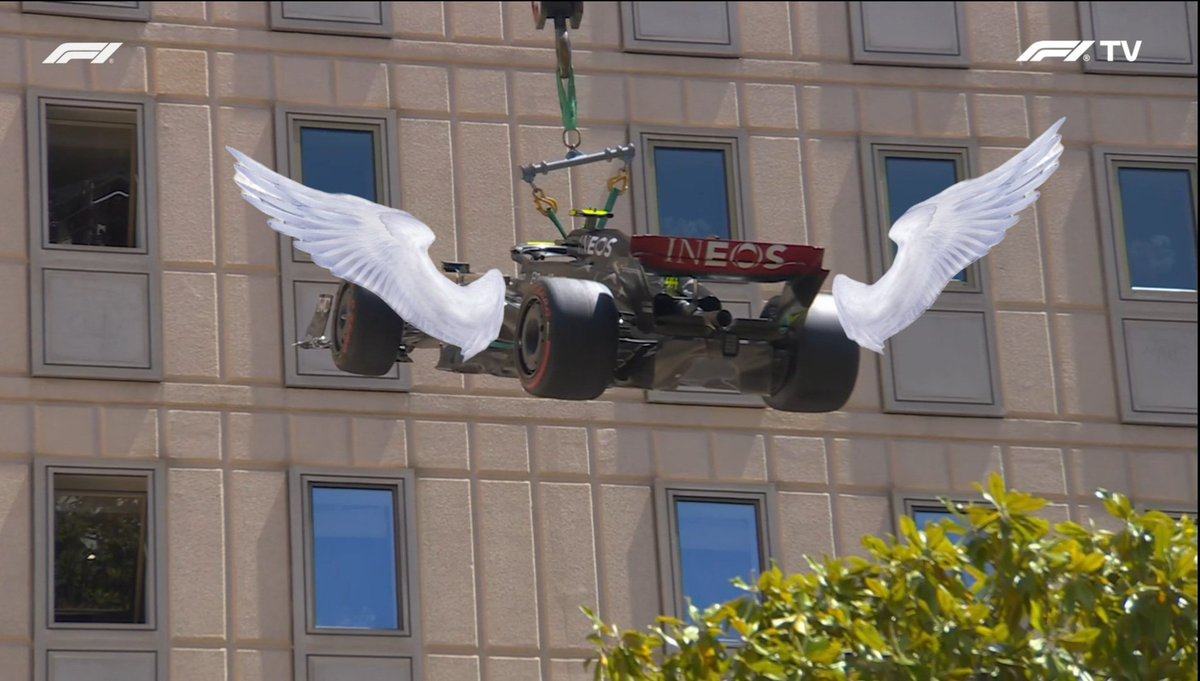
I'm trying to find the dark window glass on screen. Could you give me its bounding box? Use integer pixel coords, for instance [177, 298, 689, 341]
[675, 498, 762, 611]
[884, 156, 966, 282]
[654, 146, 732, 239]
[45, 105, 138, 248]
[298, 126, 378, 201]
[310, 485, 399, 630]
[53, 473, 149, 624]
[1117, 166, 1198, 292]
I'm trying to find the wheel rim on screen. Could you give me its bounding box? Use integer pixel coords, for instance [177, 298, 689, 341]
[518, 301, 547, 376]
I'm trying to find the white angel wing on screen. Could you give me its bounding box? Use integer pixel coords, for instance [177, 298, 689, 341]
[832, 118, 1065, 353]
[227, 147, 505, 360]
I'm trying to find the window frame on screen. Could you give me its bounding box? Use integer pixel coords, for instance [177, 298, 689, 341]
[21, 1, 150, 21]
[654, 482, 779, 620]
[848, 1, 970, 68]
[619, 1, 740, 58]
[33, 459, 168, 681]
[274, 106, 411, 391]
[269, 1, 393, 38]
[1093, 148, 1198, 427]
[860, 137, 1005, 417]
[1078, 1, 1199, 77]
[288, 468, 421, 681]
[26, 91, 163, 382]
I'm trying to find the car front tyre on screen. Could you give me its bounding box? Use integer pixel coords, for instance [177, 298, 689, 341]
[330, 281, 406, 376]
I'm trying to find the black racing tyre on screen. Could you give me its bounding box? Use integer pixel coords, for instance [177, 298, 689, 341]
[331, 281, 406, 376]
[515, 277, 619, 400]
[764, 293, 860, 413]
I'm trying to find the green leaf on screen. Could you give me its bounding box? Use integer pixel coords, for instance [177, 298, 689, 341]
[853, 621, 888, 652]
[1006, 492, 1048, 515]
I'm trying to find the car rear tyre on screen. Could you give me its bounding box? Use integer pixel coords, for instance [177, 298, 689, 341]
[516, 277, 618, 400]
[331, 281, 405, 376]
[764, 293, 860, 413]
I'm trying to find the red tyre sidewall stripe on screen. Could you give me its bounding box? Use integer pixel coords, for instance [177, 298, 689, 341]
[523, 285, 553, 391]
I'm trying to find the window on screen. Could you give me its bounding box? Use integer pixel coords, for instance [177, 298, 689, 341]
[53, 473, 150, 625]
[45, 106, 139, 250]
[275, 108, 409, 390]
[861, 140, 1003, 416]
[34, 462, 166, 681]
[656, 485, 776, 618]
[309, 486, 402, 630]
[21, 1, 149, 21]
[848, 1, 969, 68]
[636, 132, 745, 240]
[620, 1, 739, 57]
[1095, 151, 1197, 426]
[269, 1, 392, 37]
[290, 470, 418, 681]
[28, 93, 161, 381]
[1079, 1, 1198, 76]
[1113, 164, 1197, 295]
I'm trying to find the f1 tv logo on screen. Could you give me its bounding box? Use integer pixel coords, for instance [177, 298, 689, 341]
[43, 42, 122, 64]
[1017, 40, 1143, 63]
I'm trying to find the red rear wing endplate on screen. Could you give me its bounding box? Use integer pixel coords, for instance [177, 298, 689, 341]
[629, 235, 827, 282]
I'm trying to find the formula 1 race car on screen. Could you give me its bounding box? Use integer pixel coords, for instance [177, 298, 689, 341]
[307, 226, 860, 413]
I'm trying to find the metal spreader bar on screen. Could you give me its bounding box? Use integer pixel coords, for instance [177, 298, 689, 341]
[520, 144, 637, 185]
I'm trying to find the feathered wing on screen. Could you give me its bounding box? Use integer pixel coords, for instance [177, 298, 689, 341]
[227, 147, 505, 360]
[833, 117, 1066, 353]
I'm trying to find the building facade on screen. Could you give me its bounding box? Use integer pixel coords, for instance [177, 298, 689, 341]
[0, 2, 1196, 680]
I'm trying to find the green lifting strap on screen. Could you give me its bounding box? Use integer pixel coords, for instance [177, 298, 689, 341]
[544, 206, 568, 239]
[556, 66, 578, 136]
[594, 185, 622, 231]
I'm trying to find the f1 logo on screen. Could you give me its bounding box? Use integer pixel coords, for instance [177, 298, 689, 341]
[43, 42, 123, 65]
[1017, 39, 1143, 63]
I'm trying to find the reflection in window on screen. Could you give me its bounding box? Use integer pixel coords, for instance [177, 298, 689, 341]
[884, 156, 966, 282]
[53, 472, 149, 624]
[310, 485, 400, 630]
[674, 498, 763, 611]
[653, 146, 732, 239]
[45, 105, 138, 248]
[1117, 166, 1197, 292]
[298, 126, 379, 201]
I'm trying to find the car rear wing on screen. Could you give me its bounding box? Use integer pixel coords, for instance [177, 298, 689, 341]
[629, 235, 829, 283]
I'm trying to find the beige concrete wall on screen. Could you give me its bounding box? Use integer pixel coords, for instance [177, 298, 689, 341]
[0, 2, 1196, 680]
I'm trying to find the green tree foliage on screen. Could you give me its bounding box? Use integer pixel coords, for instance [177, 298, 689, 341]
[584, 475, 1197, 680]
